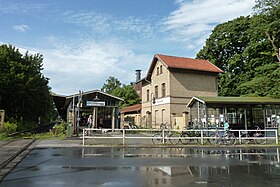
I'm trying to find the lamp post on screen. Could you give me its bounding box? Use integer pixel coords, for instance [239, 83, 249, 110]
[150, 92, 155, 128]
[92, 94, 100, 129]
[77, 90, 83, 134]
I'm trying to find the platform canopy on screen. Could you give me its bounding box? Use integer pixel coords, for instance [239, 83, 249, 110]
[51, 90, 124, 120]
[187, 96, 280, 108]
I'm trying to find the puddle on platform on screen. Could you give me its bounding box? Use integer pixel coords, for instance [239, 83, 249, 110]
[1, 147, 280, 187]
[59, 165, 280, 186]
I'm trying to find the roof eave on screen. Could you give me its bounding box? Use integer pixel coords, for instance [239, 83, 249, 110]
[186, 96, 205, 107]
[168, 67, 223, 74]
[66, 90, 124, 101]
[146, 55, 158, 81]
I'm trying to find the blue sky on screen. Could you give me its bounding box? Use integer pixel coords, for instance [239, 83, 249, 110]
[0, 0, 255, 95]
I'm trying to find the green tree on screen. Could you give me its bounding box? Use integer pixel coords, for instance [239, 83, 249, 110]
[196, 16, 252, 96]
[254, 0, 280, 14]
[0, 44, 54, 128]
[112, 84, 141, 108]
[101, 76, 121, 94]
[238, 64, 280, 97]
[237, 1, 280, 98]
[101, 77, 140, 108]
[253, 0, 280, 63]
[196, 1, 280, 98]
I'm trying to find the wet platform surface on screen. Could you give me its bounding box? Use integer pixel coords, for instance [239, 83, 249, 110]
[1, 147, 280, 186]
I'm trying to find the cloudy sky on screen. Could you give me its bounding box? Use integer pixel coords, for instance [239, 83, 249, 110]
[0, 0, 255, 95]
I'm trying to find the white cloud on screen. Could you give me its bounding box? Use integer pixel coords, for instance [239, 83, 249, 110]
[38, 37, 151, 95]
[3, 0, 257, 95]
[0, 2, 47, 14]
[61, 10, 156, 40]
[162, 0, 255, 51]
[62, 11, 111, 33]
[13, 24, 29, 32]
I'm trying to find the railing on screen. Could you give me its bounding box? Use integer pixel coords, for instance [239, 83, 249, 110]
[232, 129, 278, 145]
[82, 128, 160, 145]
[82, 128, 279, 146]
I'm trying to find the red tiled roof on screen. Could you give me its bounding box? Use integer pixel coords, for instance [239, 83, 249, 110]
[156, 54, 223, 73]
[120, 104, 141, 114]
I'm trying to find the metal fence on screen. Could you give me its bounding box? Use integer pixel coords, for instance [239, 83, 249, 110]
[82, 128, 279, 146]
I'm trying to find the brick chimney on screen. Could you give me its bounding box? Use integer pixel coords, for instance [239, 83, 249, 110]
[135, 69, 141, 82]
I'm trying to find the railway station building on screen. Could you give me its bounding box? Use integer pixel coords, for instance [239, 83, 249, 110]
[52, 90, 123, 135]
[140, 54, 223, 129]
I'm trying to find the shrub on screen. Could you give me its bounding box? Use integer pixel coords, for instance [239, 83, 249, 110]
[0, 133, 8, 139]
[0, 122, 17, 134]
[52, 122, 67, 135]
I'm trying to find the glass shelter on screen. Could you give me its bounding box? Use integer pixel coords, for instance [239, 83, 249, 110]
[187, 96, 280, 130]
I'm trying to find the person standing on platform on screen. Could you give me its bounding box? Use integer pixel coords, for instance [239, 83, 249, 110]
[87, 115, 92, 128]
[223, 120, 229, 136]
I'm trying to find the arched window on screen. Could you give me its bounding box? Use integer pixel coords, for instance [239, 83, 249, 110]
[161, 83, 166, 97]
[155, 85, 158, 99]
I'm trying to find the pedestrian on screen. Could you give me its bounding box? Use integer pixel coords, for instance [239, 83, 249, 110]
[87, 115, 92, 128]
[223, 120, 229, 136]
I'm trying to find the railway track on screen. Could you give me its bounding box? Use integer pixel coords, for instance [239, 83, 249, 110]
[0, 139, 35, 168]
[8, 121, 61, 137]
[0, 139, 36, 181]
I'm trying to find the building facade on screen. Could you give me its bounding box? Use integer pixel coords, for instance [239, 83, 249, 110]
[141, 54, 223, 129]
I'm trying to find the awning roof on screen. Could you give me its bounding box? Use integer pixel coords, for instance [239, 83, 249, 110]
[187, 96, 280, 107]
[51, 90, 124, 119]
[120, 104, 141, 114]
[66, 90, 124, 101]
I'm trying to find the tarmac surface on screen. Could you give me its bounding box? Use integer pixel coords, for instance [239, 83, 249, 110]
[0, 138, 280, 186]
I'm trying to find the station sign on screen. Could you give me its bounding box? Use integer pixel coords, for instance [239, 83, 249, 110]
[153, 97, 170, 106]
[86, 101, 105, 107]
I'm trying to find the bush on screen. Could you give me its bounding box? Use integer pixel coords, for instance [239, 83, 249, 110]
[0, 122, 17, 134]
[52, 122, 67, 136]
[0, 132, 8, 139]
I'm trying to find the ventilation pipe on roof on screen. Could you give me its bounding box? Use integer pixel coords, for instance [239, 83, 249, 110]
[135, 69, 141, 82]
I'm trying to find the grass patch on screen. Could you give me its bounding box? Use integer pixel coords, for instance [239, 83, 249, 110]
[0, 121, 68, 140]
[21, 132, 66, 140]
[0, 132, 13, 140]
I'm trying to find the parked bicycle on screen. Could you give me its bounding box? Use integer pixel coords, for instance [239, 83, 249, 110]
[208, 128, 236, 145]
[241, 126, 266, 144]
[152, 123, 180, 145]
[179, 129, 201, 145]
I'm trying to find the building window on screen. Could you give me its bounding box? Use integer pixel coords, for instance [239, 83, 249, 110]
[156, 67, 159, 75]
[155, 110, 158, 126]
[155, 86, 158, 99]
[162, 109, 166, 124]
[160, 65, 163, 74]
[147, 89, 149, 102]
[162, 83, 166, 97]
